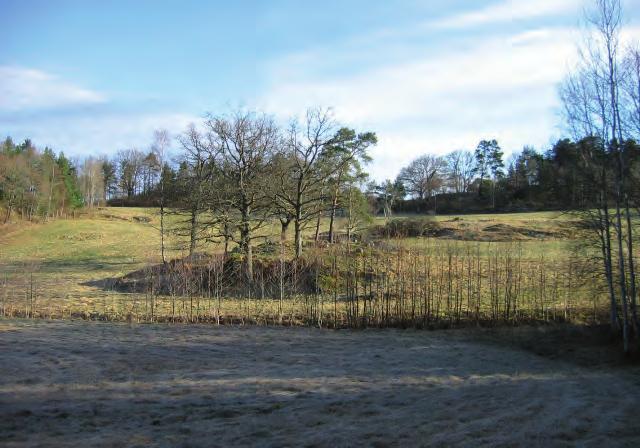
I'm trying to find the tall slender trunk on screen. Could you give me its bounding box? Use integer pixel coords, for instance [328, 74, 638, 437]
[314, 211, 321, 243]
[328, 187, 339, 244]
[606, 24, 630, 351]
[160, 201, 166, 264]
[491, 180, 496, 209]
[46, 164, 54, 221]
[246, 243, 253, 280]
[189, 205, 197, 256]
[613, 182, 629, 352]
[346, 188, 352, 243]
[600, 189, 618, 330]
[223, 220, 230, 259]
[240, 207, 253, 281]
[625, 195, 638, 335]
[294, 208, 303, 258]
[4, 204, 12, 224]
[158, 166, 166, 263]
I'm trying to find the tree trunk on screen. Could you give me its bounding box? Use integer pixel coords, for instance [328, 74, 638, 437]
[314, 212, 321, 243]
[294, 210, 303, 258]
[160, 200, 166, 264]
[189, 205, 197, 256]
[491, 180, 496, 209]
[615, 193, 629, 352]
[625, 195, 638, 336]
[46, 165, 54, 221]
[601, 193, 618, 331]
[613, 151, 629, 352]
[328, 189, 339, 244]
[223, 221, 230, 259]
[245, 242, 253, 281]
[280, 219, 290, 243]
[240, 207, 253, 281]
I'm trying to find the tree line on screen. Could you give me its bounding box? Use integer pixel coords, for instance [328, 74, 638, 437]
[387, 135, 639, 214]
[0, 138, 84, 223]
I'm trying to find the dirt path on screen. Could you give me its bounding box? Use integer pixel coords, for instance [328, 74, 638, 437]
[0, 319, 638, 447]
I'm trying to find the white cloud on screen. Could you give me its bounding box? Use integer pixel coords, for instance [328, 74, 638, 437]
[431, 0, 581, 30]
[259, 27, 579, 180]
[2, 111, 199, 157]
[0, 66, 199, 156]
[0, 66, 106, 111]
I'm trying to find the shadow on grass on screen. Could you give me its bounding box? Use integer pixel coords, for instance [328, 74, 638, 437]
[1, 258, 141, 275]
[0, 320, 638, 447]
[80, 277, 122, 290]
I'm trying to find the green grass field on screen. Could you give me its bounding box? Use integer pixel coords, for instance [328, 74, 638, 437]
[0, 207, 575, 275]
[0, 207, 588, 323]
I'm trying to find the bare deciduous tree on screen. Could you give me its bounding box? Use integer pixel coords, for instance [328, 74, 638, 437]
[206, 111, 279, 279]
[276, 108, 336, 257]
[445, 150, 475, 193]
[397, 154, 446, 200]
[561, 0, 638, 351]
[177, 125, 211, 256]
[152, 129, 170, 263]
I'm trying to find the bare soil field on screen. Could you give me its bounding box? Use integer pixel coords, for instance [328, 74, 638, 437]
[1, 319, 639, 447]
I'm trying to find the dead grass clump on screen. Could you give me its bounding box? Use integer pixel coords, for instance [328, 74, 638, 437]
[480, 224, 557, 241]
[113, 253, 321, 298]
[369, 217, 441, 238]
[58, 232, 104, 241]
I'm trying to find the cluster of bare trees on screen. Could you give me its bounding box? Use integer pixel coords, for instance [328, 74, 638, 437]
[560, 0, 640, 352]
[102, 148, 163, 200]
[391, 140, 503, 202]
[172, 108, 376, 278]
[394, 151, 476, 201]
[77, 157, 105, 207]
[377, 140, 506, 214]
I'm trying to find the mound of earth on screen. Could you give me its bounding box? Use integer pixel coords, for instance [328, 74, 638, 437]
[427, 223, 559, 242]
[481, 223, 557, 241]
[99, 253, 319, 297]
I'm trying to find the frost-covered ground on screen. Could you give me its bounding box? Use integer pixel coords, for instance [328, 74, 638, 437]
[0, 319, 638, 447]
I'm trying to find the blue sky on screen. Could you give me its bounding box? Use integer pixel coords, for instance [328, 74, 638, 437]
[1, 0, 639, 180]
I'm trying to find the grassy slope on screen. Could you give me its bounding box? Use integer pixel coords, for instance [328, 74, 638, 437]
[372, 211, 575, 260]
[0, 207, 574, 268]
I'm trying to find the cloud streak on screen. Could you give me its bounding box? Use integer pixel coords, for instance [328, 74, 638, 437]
[431, 0, 581, 30]
[2, 110, 199, 157]
[0, 66, 106, 112]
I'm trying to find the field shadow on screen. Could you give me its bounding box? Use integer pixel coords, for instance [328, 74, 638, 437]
[1, 258, 140, 275]
[455, 324, 640, 368]
[1, 321, 638, 447]
[80, 277, 121, 290]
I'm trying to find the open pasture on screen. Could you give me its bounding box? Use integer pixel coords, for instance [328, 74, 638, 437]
[0, 208, 602, 326]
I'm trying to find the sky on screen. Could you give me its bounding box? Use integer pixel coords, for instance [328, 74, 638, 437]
[1, 0, 639, 181]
